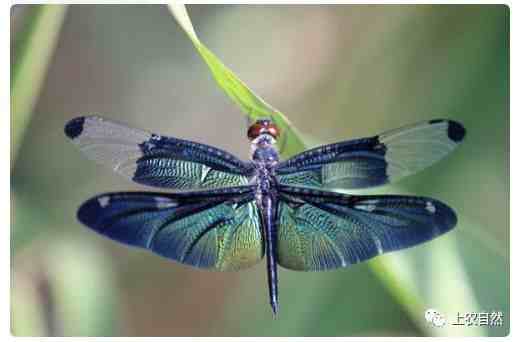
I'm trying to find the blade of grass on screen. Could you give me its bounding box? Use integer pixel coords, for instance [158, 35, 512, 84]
[168, 4, 305, 158]
[168, 5, 486, 336]
[11, 5, 67, 168]
[11, 273, 47, 336]
[12, 237, 119, 336]
[350, 185, 487, 336]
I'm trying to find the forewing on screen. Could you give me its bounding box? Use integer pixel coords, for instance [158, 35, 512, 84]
[275, 119, 465, 189]
[276, 185, 456, 271]
[65, 116, 254, 190]
[77, 186, 264, 271]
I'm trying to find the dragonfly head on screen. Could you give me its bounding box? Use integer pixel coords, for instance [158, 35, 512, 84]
[247, 119, 280, 141]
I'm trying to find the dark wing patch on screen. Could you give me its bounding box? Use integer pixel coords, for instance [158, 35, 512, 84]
[77, 186, 264, 271]
[65, 116, 254, 190]
[276, 185, 457, 271]
[64, 116, 85, 139]
[275, 119, 465, 190]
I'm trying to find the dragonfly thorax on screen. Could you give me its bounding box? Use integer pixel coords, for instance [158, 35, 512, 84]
[250, 134, 279, 164]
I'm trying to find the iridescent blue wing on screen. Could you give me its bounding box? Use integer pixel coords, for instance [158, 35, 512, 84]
[276, 185, 456, 271]
[77, 186, 264, 270]
[275, 119, 465, 190]
[65, 116, 254, 190]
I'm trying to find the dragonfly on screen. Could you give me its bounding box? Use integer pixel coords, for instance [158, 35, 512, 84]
[64, 115, 465, 315]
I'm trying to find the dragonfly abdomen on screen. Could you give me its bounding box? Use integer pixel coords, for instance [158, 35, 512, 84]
[259, 191, 279, 315]
[254, 159, 280, 315]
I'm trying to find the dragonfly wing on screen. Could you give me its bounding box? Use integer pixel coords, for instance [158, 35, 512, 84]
[77, 186, 264, 271]
[276, 185, 457, 271]
[65, 116, 254, 190]
[275, 119, 465, 190]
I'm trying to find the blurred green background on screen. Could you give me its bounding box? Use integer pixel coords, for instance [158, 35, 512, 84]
[11, 4, 509, 337]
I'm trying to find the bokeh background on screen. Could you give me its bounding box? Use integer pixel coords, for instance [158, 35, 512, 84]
[11, 4, 509, 337]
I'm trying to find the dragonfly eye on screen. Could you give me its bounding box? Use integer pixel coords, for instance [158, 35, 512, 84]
[247, 120, 280, 140]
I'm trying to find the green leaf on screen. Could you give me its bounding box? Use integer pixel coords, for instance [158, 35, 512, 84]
[167, 5, 501, 337]
[334, 179, 492, 336]
[168, 4, 306, 158]
[11, 5, 67, 168]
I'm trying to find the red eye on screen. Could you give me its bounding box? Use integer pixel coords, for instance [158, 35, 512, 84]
[247, 120, 280, 140]
[247, 123, 263, 140]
